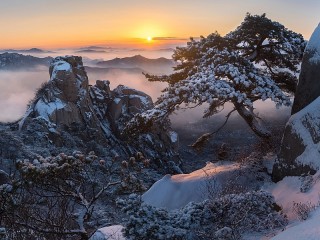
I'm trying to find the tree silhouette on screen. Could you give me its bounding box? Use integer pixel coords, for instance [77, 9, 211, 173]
[125, 13, 306, 145]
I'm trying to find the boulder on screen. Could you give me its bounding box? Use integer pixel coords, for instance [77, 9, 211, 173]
[291, 23, 320, 114]
[273, 24, 320, 182]
[20, 56, 101, 130]
[272, 97, 320, 181]
[108, 85, 153, 130]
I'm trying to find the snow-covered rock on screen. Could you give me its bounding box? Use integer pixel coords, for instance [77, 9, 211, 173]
[273, 97, 320, 181]
[143, 161, 265, 210]
[17, 55, 179, 164]
[90, 225, 125, 240]
[292, 23, 320, 114]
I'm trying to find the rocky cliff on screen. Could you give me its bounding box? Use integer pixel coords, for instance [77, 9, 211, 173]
[291, 23, 320, 114]
[14, 56, 179, 171]
[273, 24, 320, 181]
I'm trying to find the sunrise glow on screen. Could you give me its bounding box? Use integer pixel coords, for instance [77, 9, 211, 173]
[0, 0, 317, 48]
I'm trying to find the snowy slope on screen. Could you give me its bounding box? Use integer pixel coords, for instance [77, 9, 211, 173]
[142, 160, 265, 210]
[272, 208, 320, 240]
[266, 170, 320, 239]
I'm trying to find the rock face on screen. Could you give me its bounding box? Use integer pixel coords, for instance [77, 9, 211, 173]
[291, 24, 320, 114]
[272, 97, 320, 181]
[17, 56, 179, 168]
[273, 24, 320, 181]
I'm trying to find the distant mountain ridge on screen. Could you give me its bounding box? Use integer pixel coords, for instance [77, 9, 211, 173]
[0, 53, 175, 74]
[0, 48, 53, 54]
[97, 54, 174, 66]
[96, 55, 176, 74]
[0, 52, 52, 70]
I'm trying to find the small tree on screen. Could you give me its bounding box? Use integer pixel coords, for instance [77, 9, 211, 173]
[124, 14, 305, 144]
[0, 152, 121, 240]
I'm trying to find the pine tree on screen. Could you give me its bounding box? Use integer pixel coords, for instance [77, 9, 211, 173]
[124, 14, 306, 143]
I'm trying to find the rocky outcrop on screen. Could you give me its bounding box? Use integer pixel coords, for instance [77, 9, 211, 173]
[291, 24, 320, 114]
[17, 56, 179, 168]
[20, 56, 100, 129]
[272, 97, 320, 181]
[272, 24, 320, 181]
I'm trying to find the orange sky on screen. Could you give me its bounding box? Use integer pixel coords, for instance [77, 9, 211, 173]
[0, 0, 319, 49]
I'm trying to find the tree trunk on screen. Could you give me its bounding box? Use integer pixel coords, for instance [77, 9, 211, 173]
[233, 101, 271, 138]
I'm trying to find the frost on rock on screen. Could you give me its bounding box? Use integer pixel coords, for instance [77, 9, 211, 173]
[50, 60, 72, 80]
[34, 98, 66, 121]
[291, 23, 320, 114]
[306, 23, 320, 64]
[273, 97, 320, 181]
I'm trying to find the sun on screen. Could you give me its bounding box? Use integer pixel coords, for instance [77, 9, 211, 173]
[147, 36, 152, 41]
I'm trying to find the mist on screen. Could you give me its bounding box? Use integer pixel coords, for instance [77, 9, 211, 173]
[0, 67, 168, 123]
[0, 70, 48, 122]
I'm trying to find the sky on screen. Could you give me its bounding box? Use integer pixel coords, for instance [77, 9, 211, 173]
[0, 0, 319, 49]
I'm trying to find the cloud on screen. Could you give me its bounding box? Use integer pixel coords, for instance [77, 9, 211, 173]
[152, 37, 189, 41]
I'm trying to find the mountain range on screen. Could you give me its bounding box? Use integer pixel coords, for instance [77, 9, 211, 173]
[0, 53, 175, 74]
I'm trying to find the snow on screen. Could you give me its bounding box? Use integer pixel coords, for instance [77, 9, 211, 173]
[113, 98, 121, 104]
[90, 225, 125, 240]
[286, 96, 320, 169]
[169, 130, 178, 143]
[272, 208, 320, 240]
[265, 173, 320, 220]
[142, 161, 252, 210]
[50, 60, 72, 80]
[35, 98, 66, 120]
[130, 95, 151, 106]
[306, 23, 320, 64]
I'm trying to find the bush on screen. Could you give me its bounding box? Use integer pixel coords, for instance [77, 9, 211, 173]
[118, 191, 287, 240]
[0, 151, 121, 240]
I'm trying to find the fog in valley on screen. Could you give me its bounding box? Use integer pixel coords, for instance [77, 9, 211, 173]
[0, 48, 291, 135]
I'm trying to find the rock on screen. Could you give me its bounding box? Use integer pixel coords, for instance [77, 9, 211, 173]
[20, 56, 101, 130]
[106, 85, 154, 131]
[272, 97, 320, 181]
[0, 170, 9, 185]
[273, 24, 320, 181]
[292, 23, 320, 114]
[16, 55, 179, 164]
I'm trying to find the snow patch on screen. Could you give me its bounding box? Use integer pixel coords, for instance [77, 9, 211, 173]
[272, 208, 320, 240]
[90, 225, 125, 240]
[142, 162, 240, 210]
[35, 98, 66, 120]
[265, 170, 320, 221]
[169, 131, 178, 143]
[113, 98, 121, 104]
[306, 23, 320, 64]
[50, 60, 72, 80]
